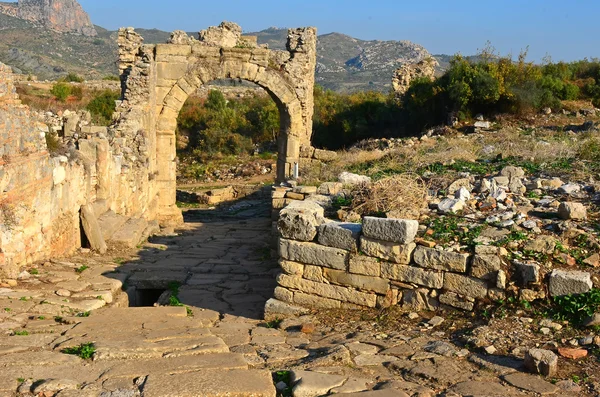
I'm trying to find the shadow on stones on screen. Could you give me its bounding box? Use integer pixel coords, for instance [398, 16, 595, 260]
[102, 187, 279, 321]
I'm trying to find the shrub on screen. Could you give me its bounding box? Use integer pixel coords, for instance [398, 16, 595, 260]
[102, 75, 120, 81]
[50, 82, 71, 102]
[62, 72, 84, 83]
[86, 90, 119, 125]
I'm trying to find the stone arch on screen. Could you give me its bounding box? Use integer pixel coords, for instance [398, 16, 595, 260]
[115, 23, 317, 226]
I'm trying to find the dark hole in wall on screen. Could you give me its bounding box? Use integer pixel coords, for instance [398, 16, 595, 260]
[79, 215, 90, 249]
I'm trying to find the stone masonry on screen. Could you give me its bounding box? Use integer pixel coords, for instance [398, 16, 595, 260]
[268, 184, 596, 315]
[114, 22, 317, 226]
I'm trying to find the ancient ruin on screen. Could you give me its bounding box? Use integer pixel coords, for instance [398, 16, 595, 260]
[392, 57, 438, 96]
[0, 21, 317, 278]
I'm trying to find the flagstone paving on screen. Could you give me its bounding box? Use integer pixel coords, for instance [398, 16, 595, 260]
[0, 196, 581, 396]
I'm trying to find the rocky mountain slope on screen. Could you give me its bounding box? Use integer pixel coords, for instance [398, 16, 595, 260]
[0, 6, 439, 92]
[0, 0, 96, 36]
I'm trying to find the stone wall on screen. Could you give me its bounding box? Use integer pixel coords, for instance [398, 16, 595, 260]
[267, 184, 595, 314]
[0, 62, 158, 277]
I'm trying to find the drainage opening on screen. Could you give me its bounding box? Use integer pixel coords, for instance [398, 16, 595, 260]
[129, 288, 166, 307]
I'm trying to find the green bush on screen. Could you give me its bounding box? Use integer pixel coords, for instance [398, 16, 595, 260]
[50, 82, 71, 102]
[102, 75, 120, 81]
[86, 90, 119, 125]
[62, 73, 84, 83]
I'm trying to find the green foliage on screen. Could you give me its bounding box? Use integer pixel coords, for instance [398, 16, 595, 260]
[402, 53, 600, 132]
[62, 343, 96, 359]
[13, 330, 29, 336]
[50, 82, 71, 102]
[273, 370, 292, 397]
[177, 90, 279, 157]
[493, 230, 529, 247]
[61, 73, 84, 83]
[75, 265, 89, 274]
[549, 289, 600, 325]
[86, 90, 119, 125]
[331, 195, 352, 210]
[264, 318, 283, 329]
[312, 86, 401, 150]
[427, 216, 483, 249]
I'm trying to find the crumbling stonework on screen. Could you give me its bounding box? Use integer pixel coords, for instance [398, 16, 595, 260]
[0, 0, 97, 36]
[392, 57, 438, 96]
[115, 22, 317, 226]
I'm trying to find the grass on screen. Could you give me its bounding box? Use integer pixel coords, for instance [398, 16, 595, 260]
[426, 216, 483, 250]
[12, 330, 29, 336]
[61, 343, 96, 360]
[264, 318, 283, 329]
[167, 282, 194, 317]
[75, 265, 89, 273]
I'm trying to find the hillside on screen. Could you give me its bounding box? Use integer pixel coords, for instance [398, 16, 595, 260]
[0, 17, 439, 92]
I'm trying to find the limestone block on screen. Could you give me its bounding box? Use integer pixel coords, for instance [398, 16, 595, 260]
[558, 202, 587, 220]
[413, 246, 469, 273]
[402, 289, 438, 311]
[439, 292, 474, 311]
[381, 263, 444, 289]
[264, 298, 309, 320]
[362, 216, 419, 244]
[278, 206, 321, 241]
[277, 274, 377, 307]
[155, 44, 192, 57]
[279, 260, 304, 276]
[348, 255, 381, 277]
[53, 166, 66, 185]
[294, 292, 341, 309]
[318, 222, 361, 252]
[359, 237, 415, 265]
[443, 273, 488, 299]
[323, 268, 390, 294]
[273, 287, 294, 303]
[279, 239, 348, 270]
[313, 148, 338, 161]
[548, 269, 592, 297]
[80, 203, 107, 254]
[317, 182, 343, 195]
[514, 262, 540, 287]
[303, 265, 325, 282]
[285, 200, 324, 218]
[524, 348, 558, 377]
[156, 62, 188, 81]
[470, 254, 503, 281]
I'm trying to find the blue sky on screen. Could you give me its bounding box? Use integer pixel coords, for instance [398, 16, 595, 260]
[77, 0, 598, 61]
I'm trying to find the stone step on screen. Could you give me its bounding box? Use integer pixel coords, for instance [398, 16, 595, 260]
[141, 369, 276, 397]
[109, 217, 148, 249]
[97, 210, 129, 241]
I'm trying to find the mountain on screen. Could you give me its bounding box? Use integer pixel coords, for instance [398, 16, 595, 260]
[0, 4, 440, 92]
[0, 0, 96, 36]
[249, 28, 432, 92]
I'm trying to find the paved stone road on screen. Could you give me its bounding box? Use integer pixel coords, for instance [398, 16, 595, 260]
[0, 195, 583, 396]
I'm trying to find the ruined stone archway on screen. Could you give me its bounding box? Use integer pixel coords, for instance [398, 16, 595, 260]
[114, 22, 317, 226]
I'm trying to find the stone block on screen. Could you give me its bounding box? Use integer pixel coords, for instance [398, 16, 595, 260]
[348, 255, 381, 277]
[278, 206, 320, 242]
[80, 203, 107, 254]
[558, 202, 587, 220]
[524, 348, 558, 377]
[313, 149, 338, 161]
[279, 239, 348, 270]
[277, 274, 377, 307]
[318, 182, 343, 195]
[279, 260, 304, 276]
[303, 265, 325, 282]
[402, 289, 438, 311]
[443, 273, 488, 299]
[413, 246, 469, 273]
[362, 216, 419, 244]
[318, 222, 361, 252]
[548, 269, 592, 297]
[359, 237, 415, 265]
[323, 268, 389, 294]
[264, 298, 309, 320]
[514, 261, 540, 287]
[439, 292, 475, 311]
[273, 287, 294, 303]
[470, 254, 503, 281]
[381, 263, 444, 289]
[294, 292, 341, 309]
[285, 200, 324, 218]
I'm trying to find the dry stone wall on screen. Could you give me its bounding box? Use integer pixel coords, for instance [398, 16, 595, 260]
[268, 184, 595, 314]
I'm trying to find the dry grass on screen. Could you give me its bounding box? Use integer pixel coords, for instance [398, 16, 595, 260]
[350, 174, 428, 220]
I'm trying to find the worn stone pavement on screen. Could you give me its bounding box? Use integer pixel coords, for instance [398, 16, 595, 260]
[0, 195, 584, 396]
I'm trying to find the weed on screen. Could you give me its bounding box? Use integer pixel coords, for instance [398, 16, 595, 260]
[19, 297, 27, 301]
[548, 289, 600, 325]
[331, 195, 353, 210]
[76, 311, 91, 318]
[61, 343, 95, 359]
[264, 318, 283, 329]
[17, 378, 25, 383]
[4, 308, 11, 312]
[38, 316, 45, 320]
[273, 370, 292, 397]
[427, 216, 483, 249]
[114, 258, 126, 265]
[13, 330, 29, 336]
[75, 265, 89, 274]
[493, 231, 529, 247]
[29, 269, 39, 275]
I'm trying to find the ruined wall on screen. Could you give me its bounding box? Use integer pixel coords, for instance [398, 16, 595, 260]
[0, 62, 159, 277]
[0, 63, 86, 277]
[268, 185, 594, 314]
